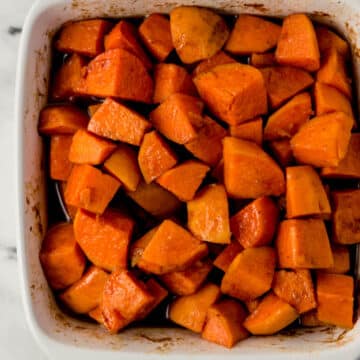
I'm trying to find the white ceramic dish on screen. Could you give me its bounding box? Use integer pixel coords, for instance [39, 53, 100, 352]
[15, 0, 360, 359]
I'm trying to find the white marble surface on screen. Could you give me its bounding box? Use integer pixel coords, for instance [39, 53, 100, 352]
[0, 0, 47, 358]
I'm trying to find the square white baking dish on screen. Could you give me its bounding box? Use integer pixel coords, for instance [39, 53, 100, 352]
[15, 0, 360, 359]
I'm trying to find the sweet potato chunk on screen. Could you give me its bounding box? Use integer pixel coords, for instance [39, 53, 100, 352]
[286, 165, 331, 218]
[74, 208, 134, 271]
[290, 111, 353, 167]
[130, 227, 158, 267]
[230, 196, 279, 248]
[243, 293, 298, 335]
[60, 266, 109, 314]
[229, 117, 263, 145]
[142, 278, 169, 318]
[187, 184, 231, 244]
[202, 299, 249, 348]
[87, 104, 101, 117]
[213, 241, 243, 272]
[226, 15, 281, 55]
[275, 14, 320, 72]
[264, 92, 312, 140]
[316, 26, 349, 58]
[276, 219, 333, 268]
[244, 299, 261, 313]
[300, 310, 326, 327]
[103, 144, 141, 192]
[138, 219, 208, 274]
[331, 189, 360, 244]
[39, 105, 89, 135]
[88, 306, 104, 324]
[316, 273, 353, 328]
[40, 223, 85, 290]
[250, 52, 276, 67]
[194, 63, 268, 125]
[170, 6, 229, 64]
[77, 48, 153, 103]
[221, 247, 276, 301]
[268, 139, 294, 167]
[223, 137, 285, 198]
[156, 160, 210, 202]
[260, 66, 314, 109]
[55, 19, 112, 57]
[64, 164, 121, 214]
[159, 259, 212, 295]
[50, 135, 73, 181]
[138, 131, 178, 183]
[272, 269, 316, 314]
[192, 51, 236, 77]
[87, 98, 151, 146]
[139, 14, 173, 62]
[169, 283, 221, 332]
[150, 93, 204, 144]
[322, 245, 350, 274]
[153, 63, 196, 103]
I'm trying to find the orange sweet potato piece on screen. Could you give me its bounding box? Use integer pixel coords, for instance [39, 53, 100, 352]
[138, 131, 178, 183]
[143, 278, 169, 316]
[130, 227, 158, 267]
[187, 184, 231, 244]
[260, 66, 314, 109]
[74, 208, 134, 271]
[169, 283, 221, 332]
[185, 116, 227, 167]
[316, 273, 354, 328]
[55, 19, 112, 57]
[194, 63, 268, 125]
[211, 158, 224, 183]
[137, 219, 208, 275]
[230, 196, 279, 248]
[300, 310, 326, 327]
[104, 20, 152, 70]
[225, 15, 281, 55]
[250, 52, 276, 68]
[103, 144, 141, 192]
[290, 111, 353, 167]
[213, 241, 243, 272]
[51, 54, 86, 100]
[126, 181, 181, 218]
[268, 139, 294, 167]
[160, 259, 212, 295]
[244, 298, 261, 313]
[272, 269, 316, 314]
[69, 129, 116, 165]
[58, 182, 77, 221]
[170, 7, 229, 64]
[153, 63, 197, 103]
[243, 293, 298, 335]
[88, 98, 151, 146]
[150, 93, 204, 144]
[317, 48, 351, 98]
[202, 299, 249, 348]
[331, 189, 360, 244]
[322, 245, 350, 274]
[101, 269, 155, 333]
[50, 135, 73, 181]
[322, 133, 360, 179]
[229, 117, 263, 145]
[275, 14, 320, 72]
[77, 48, 153, 103]
[88, 306, 104, 324]
[39, 105, 89, 135]
[139, 14, 173, 62]
[156, 160, 210, 202]
[286, 165, 331, 218]
[59, 266, 109, 314]
[192, 51, 236, 77]
[87, 104, 101, 117]
[316, 26, 349, 58]
[39, 223, 85, 290]
[64, 164, 121, 214]
[276, 219, 333, 268]
[223, 137, 285, 198]
[221, 247, 276, 301]
[264, 92, 312, 141]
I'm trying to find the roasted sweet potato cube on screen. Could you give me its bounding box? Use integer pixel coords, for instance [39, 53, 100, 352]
[244, 298, 261, 313]
[74, 208, 134, 271]
[250, 52, 276, 67]
[50, 135, 73, 181]
[213, 241, 243, 272]
[276, 219, 333, 268]
[192, 51, 236, 77]
[316, 273, 354, 328]
[322, 245, 350, 274]
[229, 117, 263, 145]
[40, 223, 86, 290]
[221, 247, 276, 301]
[130, 227, 158, 267]
[243, 293, 298, 335]
[268, 139, 294, 167]
[230, 196, 279, 248]
[58, 182, 77, 220]
[59, 266, 109, 314]
[169, 283, 221, 332]
[316, 26, 349, 58]
[202, 299, 249, 348]
[88, 306, 104, 324]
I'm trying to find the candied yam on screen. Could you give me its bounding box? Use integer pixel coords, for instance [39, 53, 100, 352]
[194, 63, 268, 125]
[213, 240, 243, 272]
[192, 51, 236, 77]
[50, 135, 73, 181]
[322, 245, 350, 274]
[187, 184, 231, 244]
[268, 139, 294, 167]
[250, 52, 276, 68]
[316, 26, 349, 58]
[229, 117, 263, 145]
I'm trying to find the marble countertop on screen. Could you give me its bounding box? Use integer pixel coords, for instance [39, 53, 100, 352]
[0, 0, 47, 358]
